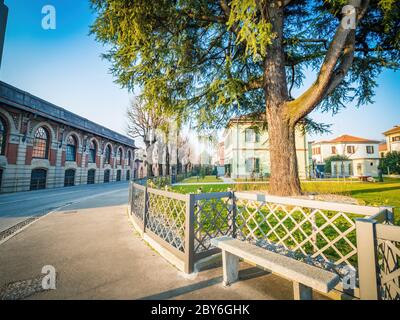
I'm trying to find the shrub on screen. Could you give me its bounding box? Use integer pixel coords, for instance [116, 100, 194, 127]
[324, 155, 349, 174]
[381, 151, 400, 174]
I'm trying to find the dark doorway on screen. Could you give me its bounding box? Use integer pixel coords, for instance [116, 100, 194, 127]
[87, 169, 96, 185]
[64, 169, 75, 187]
[126, 170, 130, 181]
[116, 170, 121, 182]
[30, 169, 47, 191]
[104, 170, 110, 183]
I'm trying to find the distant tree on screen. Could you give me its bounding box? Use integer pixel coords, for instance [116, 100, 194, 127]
[324, 155, 349, 174]
[381, 151, 400, 174]
[92, 0, 400, 196]
[127, 99, 166, 177]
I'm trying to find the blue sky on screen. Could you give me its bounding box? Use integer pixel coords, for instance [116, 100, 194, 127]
[1, 0, 399, 142]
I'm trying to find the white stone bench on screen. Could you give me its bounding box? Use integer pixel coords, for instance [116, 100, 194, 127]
[211, 237, 340, 300]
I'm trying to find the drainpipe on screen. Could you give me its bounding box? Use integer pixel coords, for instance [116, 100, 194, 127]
[0, 0, 8, 69]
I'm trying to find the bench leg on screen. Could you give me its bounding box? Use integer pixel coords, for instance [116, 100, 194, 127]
[222, 250, 239, 286]
[293, 282, 313, 300]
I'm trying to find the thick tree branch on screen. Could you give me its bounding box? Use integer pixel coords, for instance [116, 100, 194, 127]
[324, 31, 356, 97]
[286, 0, 369, 123]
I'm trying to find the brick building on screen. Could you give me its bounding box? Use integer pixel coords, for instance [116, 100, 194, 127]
[0, 81, 136, 193]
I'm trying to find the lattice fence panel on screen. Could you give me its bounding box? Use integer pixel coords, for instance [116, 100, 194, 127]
[146, 192, 186, 252]
[235, 198, 366, 268]
[377, 239, 400, 300]
[131, 185, 145, 221]
[194, 197, 234, 254]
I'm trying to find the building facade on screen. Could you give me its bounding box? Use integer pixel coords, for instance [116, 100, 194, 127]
[133, 148, 147, 179]
[379, 142, 388, 158]
[311, 135, 380, 177]
[383, 125, 400, 153]
[223, 116, 309, 179]
[0, 81, 136, 193]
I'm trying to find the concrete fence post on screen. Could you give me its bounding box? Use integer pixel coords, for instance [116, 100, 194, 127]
[356, 218, 380, 300]
[184, 193, 196, 274]
[384, 207, 394, 225]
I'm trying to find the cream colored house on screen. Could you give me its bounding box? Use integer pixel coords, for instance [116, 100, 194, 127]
[383, 125, 400, 153]
[223, 115, 309, 179]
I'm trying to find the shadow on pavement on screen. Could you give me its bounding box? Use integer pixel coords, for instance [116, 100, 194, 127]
[137, 267, 268, 300]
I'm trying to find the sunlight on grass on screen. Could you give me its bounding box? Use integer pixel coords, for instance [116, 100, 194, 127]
[181, 175, 222, 183]
[172, 178, 400, 225]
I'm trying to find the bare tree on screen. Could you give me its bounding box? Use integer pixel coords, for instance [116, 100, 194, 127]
[127, 99, 166, 177]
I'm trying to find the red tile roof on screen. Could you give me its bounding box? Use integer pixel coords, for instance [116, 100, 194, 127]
[327, 135, 380, 144]
[379, 142, 388, 152]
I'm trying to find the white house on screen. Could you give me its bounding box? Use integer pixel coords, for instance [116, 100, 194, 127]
[223, 115, 309, 179]
[312, 135, 381, 177]
[383, 125, 400, 153]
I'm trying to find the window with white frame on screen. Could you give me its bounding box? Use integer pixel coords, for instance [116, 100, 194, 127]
[245, 129, 260, 143]
[245, 157, 260, 173]
[347, 146, 355, 154]
[366, 146, 374, 154]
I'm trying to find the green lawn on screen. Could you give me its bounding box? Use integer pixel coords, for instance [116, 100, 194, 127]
[171, 178, 400, 266]
[172, 183, 232, 194]
[172, 178, 400, 224]
[181, 175, 222, 183]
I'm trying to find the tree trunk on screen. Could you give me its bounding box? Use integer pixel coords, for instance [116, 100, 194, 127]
[263, 4, 302, 196]
[166, 144, 170, 176]
[144, 141, 153, 178]
[267, 108, 302, 196]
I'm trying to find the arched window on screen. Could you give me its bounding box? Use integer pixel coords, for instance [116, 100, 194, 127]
[0, 117, 7, 156]
[87, 169, 96, 184]
[66, 135, 77, 162]
[127, 150, 132, 166]
[32, 127, 49, 159]
[105, 145, 112, 164]
[89, 140, 97, 163]
[64, 169, 75, 187]
[117, 148, 123, 165]
[104, 169, 110, 183]
[30, 169, 47, 190]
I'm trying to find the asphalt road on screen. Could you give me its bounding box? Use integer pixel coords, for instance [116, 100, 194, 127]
[0, 182, 129, 233]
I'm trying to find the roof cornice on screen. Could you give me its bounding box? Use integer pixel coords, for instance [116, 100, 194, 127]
[0, 81, 136, 148]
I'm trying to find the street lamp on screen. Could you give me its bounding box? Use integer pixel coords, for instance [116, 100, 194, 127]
[0, 0, 8, 69]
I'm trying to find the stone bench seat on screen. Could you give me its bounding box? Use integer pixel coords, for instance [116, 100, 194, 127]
[210, 236, 340, 300]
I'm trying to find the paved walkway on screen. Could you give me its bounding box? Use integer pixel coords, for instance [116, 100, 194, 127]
[220, 177, 235, 184]
[0, 182, 129, 233]
[0, 189, 327, 300]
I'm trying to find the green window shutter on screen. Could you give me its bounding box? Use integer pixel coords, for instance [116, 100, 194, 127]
[255, 158, 260, 173]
